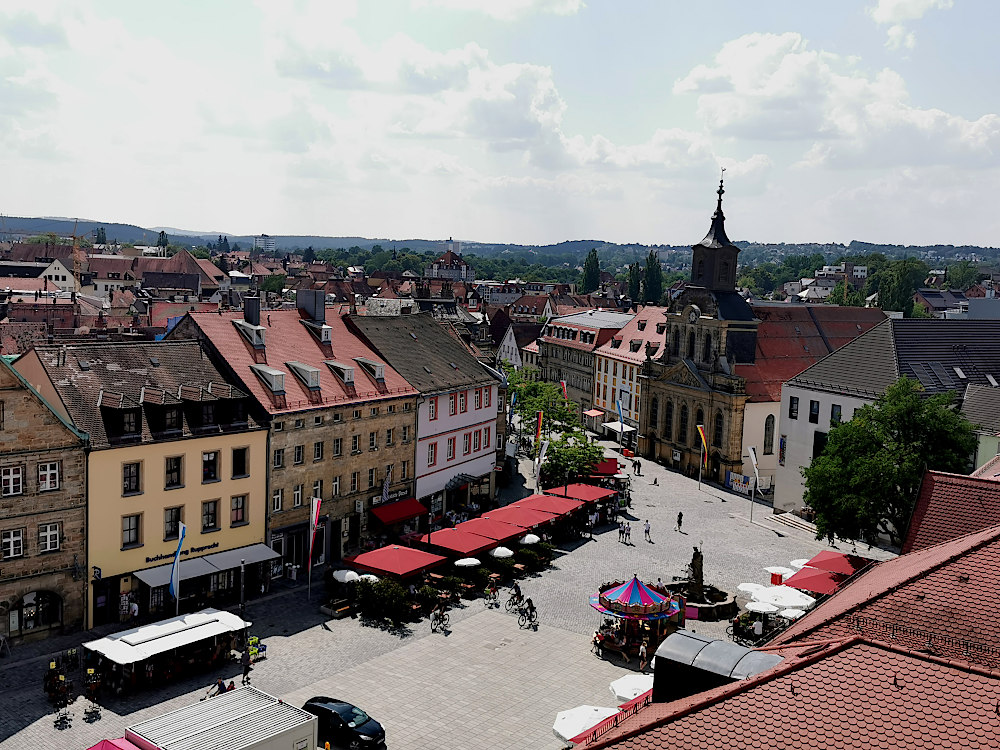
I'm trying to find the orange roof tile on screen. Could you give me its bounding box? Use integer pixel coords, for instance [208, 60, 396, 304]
[902, 470, 1000, 553]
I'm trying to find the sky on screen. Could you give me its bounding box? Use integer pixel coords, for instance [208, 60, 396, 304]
[0, 0, 998, 247]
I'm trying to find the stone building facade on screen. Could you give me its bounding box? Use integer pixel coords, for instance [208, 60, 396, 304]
[0, 358, 88, 641]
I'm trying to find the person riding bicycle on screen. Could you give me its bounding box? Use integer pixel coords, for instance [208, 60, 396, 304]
[511, 581, 523, 605]
[431, 599, 448, 626]
[523, 597, 536, 621]
[486, 579, 499, 601]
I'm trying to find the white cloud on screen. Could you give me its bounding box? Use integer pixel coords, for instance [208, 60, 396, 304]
[410, 0, 584, 21]
[868, 0, 953, 49]
[674, 32, 1000, 169]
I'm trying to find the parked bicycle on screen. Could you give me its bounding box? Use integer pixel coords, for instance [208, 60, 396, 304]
[430, 607, 450, 631]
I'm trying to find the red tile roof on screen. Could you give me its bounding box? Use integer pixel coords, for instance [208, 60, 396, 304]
[735, 305, 886, 402]
[0, 276, 58, 292]
[594, 306, 668, 365]
[584, 638, 1000, 749]
[972, 454, 1000, 481]
[769, 524, 1000, 669]
[902, 470, 1000, 553]
[175, 309, 416, 414]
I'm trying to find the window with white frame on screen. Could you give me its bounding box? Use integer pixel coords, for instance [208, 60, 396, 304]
[314, 441, 324, 461]
[272, 488, 283, 512]
[428, 442, 437, 466]
[386, 428, 394, 445]
[401, 460, 409, 479]
[484, 426, 491, 450]
[463, 433, 471, 455]
[368, 468, 376, 488]
[402, 425, 410, 442]
[369, 431, 377, 449]
[484, 388, 492, 408]
[351, 471, 359, 492]
[293, 445, 304, 465]
[333, 437, 343, 457]
[449, 394, 456, 415]
[447, 437, 455, 460]
[313, 479, 323, 499]
[2, 528, 24, 558]
[38, 523, 60, 552]
[352, 435, 360, 453]
[474, 389, 482, 410]
[38, 462, 60, 492]
[293, 484, 303, 507]
[459, 391, 467, 412]
[473, 430, 481, 451]
[2, 466, 23, 496]
[332, 475, 341, 496]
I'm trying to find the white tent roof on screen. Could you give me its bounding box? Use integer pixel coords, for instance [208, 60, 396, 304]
[602, 421, 637, 434]
[83, 608, 249, 665]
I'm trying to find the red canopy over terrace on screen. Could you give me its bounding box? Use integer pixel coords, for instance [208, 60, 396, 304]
[483, 505, 559, 529]
[418, 527, 498, 556]
[592, 458, 621, 476]
[544, 483, 617, 503]
[805, 550, 872, 577]
[783, 566, 847, 596]
[454, 517, 526, 543]
[350, 545, 447, 579]
[517, 493, 586, 515]
[370, 498, 428, 526]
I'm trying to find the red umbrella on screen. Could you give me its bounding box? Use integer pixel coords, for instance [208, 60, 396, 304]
[784, 567, 847, 595]
[805, 550, 871, 576]
[351, 545, 447, 578]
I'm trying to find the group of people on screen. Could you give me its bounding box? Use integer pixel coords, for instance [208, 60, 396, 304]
[592, 621, 650, 671]
[204, 647, 254, 699]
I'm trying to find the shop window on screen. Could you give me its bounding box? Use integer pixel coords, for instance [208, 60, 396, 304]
[7, 591, 61, 637]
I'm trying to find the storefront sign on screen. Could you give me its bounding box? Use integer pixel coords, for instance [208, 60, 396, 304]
[371, 487, 410, 506]
[145, 542, 219, 564]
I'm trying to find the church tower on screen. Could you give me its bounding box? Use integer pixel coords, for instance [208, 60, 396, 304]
[690, 173, 740, 292]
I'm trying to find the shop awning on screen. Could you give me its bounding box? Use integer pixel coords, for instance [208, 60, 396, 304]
[419, 528, 497, 556]
[783, 566, 848, 596]
[592, 458, 621, 476]
[82, 608, 250, 665]
[350, 545, 446, 578]
[517, 493, 585, 515]
[371, 498, 428, 526]
[454, 517, 526, 543]
[583, 409, 604, 418]
[201, 543, 281, 572]
[602, 421, 637, 434]
[445, 472, 476, 491]
[544, 483, 618, 503]
[482, 505, 558, 529]
[803, 550, 873, 576]
[132, 555, 219, 589]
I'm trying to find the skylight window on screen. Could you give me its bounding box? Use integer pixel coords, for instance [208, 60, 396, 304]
[954, 367, 967, 379]
[987, 374, 998, 387]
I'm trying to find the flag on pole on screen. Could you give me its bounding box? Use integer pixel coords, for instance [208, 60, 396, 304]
[168, 522, 186, 601]
[536, 440, 549, 476]
[308, 496, 323, 563]
[696, 424, 709, 467]
[748, 446, 761, 496]
[381, 464, 393, 506]
[535, 410, 544, 443]
[616, 398, 624, 424]
[509, 391, 517, 419]
[559, 380, 568, 400]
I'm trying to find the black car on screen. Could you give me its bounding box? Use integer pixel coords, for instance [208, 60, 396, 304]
[302, 696, 386, 749]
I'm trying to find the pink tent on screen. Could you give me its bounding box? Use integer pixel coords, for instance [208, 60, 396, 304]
[87, 740, 143, 750]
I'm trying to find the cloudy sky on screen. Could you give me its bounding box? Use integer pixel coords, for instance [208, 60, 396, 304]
[1, 0, 997, 246]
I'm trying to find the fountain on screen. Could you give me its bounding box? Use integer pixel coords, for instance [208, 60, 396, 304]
[665, 546, 737, 621]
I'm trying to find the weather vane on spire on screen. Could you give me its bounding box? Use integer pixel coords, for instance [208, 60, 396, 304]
[716, 167, 726, 213]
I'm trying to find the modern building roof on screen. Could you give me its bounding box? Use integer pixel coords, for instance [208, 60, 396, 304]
[553, 309, 635, 328]
[348, 312, 495, 394]
[18, 340, 260, 449]
[736, 304, 887, 402]
[787, 318, 1000, 399]
[961, 383, 1000, 434]
[175, 308, 416, 415]
[768, 523, 1000, 669]
[902, 470, 1000, 553]
[583, 637, 1000, 750]
[595, 306, 668, 366]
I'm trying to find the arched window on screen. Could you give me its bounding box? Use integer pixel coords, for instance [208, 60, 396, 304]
[687, 331, 696, 359]
[650, 397, 659, 432]
[696, 408, 704, 432]
[763, 414, 775, 455]
[703, 332, 712, 362]
[665, 401, 674, 440]
[679, 405, 689, 446]
[720, 261, 730, 283]
[713, 410, 724, 448]
[671, 329, 680, 356]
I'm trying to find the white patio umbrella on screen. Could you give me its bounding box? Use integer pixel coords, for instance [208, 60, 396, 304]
[790, 558, 811, 569]
[520, 534, 541, 545]
[745, 601, 779, 614]
[454, 557, 481, 567]
[609, 674, 654, 702]
[764, 566, 794, 576]
[332, 570, 359, 583]
[358, 574, 379, 583]
[490, 546, 514, 558]
[737, 582, 765, 594]
[753, 585, 816, 610]
[779, 608, 807, 620]
[553, 705, 619, 743]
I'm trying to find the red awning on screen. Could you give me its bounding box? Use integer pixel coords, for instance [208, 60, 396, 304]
[805, 550, 872, 576]
[544, 483, 617, 503]
[592, 458, 621, 475]
[783, 567, 847, 596]
[583, 409, 604, 418]
[370, 498, 428, 526]
[419, 528, 497, 556]
[482, 505, 558, 529]
[517, 493, 586, 515]
[351, 545, 446, 578]
[454, 517, 526, 543]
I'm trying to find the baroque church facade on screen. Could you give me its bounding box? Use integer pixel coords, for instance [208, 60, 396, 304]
[639, 178, 760, 482]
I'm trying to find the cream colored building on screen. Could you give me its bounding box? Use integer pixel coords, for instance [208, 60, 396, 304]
[16, 340, 270, 627]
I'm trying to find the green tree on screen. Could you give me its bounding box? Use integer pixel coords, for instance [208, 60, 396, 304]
[581, 248, 600, 293]
[803, 378, 977, 546]
[259, 274, 286, 293]
[643, 249, 663, 304]
[157, 230, 169, 249]
[503, 364, 580, 441]
[539, 431, 604, 488]
[827, 280, 864, 307]
[945, 260, 980, 291]
[873, 257, 928, 317]
[216, 254, 230, 272]
[627, 263, 641, 301]
[95, 227, 107, 245]
[302, 246, 315, 264]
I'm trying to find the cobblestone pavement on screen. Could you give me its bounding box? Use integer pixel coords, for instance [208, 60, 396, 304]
[0, 442, 894, 749]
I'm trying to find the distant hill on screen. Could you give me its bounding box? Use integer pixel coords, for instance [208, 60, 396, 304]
[1, 215, 997, 267]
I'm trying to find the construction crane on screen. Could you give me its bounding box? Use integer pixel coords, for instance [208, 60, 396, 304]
[71, 219, 84, 293]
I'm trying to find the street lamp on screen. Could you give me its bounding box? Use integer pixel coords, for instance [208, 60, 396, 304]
[240, 558, 246, 620]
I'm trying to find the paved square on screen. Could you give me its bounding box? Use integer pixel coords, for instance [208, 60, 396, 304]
[0, 444, 893, 749]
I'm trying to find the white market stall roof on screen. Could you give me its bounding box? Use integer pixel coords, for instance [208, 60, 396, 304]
[83, 608, 249, 665]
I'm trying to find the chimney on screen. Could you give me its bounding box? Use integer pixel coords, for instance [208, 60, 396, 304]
[245, 295, 261, 326]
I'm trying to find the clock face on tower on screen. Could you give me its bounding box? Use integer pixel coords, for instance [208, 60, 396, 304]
[688, 310, 698, 324]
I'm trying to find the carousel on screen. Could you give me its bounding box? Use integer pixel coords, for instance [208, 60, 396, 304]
[589, 576, 685, 662]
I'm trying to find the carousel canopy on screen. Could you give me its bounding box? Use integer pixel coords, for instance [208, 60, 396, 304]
[590, 575, 680, 620]
[603, 576, 668, 607]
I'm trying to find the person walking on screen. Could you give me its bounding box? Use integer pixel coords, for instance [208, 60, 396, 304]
[635, 460, 642, 476]
[241, 648, 252, 685]
[639, 641, 649, 672]
[675, 511, 683, 533]
[644, 520, 651, 542]
[625, 522, 632, 545]
[618, 521, 625, 543]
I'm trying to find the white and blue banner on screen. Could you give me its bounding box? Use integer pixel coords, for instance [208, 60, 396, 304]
[168, 522, 186, 601]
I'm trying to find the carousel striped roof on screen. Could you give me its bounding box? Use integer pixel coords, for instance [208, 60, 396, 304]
[603, 576, 668, 607]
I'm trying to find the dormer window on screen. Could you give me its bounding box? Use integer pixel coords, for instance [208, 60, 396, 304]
[637, 320, 647, 331]
[122, 410, 139, 435]
[164, 408, 180, 432]
[326, 360, 355, 385]
[202, 403, 216, 426]
[630, 340, 642, 353]
[610, 339, 621, 349]
[354, 358, 385, 381]
[656, 323, 665, 334]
